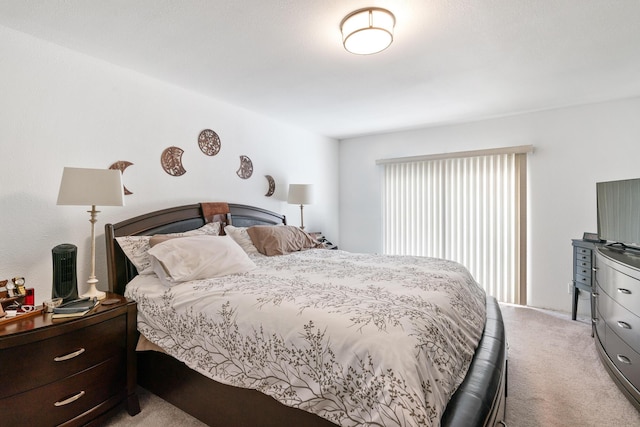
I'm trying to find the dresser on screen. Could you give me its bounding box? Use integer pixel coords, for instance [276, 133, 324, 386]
[593, 246, 640, 410]
[572, 239, 597, 321]
[0, 293, 140, 426]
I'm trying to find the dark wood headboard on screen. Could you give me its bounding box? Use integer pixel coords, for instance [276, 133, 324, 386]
[105, 202, 286, 295]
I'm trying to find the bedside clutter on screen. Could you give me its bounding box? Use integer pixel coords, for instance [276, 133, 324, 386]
[309, 232, 338, 250]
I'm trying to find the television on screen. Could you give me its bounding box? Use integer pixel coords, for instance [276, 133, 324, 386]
[597, 178, 640, 249]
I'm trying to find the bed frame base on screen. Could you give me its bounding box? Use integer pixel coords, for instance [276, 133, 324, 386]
[137, 296, 507, 427]
[138, 351, 336, 427]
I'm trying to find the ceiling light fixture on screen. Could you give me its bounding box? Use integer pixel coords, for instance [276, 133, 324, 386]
[340, 7, 395, 55]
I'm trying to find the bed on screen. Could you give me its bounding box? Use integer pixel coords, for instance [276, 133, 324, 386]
[105, 202, 507, 427]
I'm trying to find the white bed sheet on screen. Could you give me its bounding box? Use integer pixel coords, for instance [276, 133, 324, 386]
[125, 249, 486, 427]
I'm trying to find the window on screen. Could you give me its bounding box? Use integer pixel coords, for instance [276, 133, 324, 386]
[378, 146, 530, 304]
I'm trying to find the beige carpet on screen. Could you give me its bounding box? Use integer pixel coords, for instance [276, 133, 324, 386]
[106, 304, 640, 426]
[501, 304, 640, 427]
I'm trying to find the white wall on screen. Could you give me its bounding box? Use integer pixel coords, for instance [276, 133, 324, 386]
[0, 26, 338, 304]
[339, 97, 640, 313]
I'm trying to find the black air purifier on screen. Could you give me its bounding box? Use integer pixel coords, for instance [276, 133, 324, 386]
[52, 243, 79, 302]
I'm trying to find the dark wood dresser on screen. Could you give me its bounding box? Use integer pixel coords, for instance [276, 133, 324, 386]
[0, 293, 139, 426]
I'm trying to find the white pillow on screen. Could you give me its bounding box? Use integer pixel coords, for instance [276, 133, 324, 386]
[116, 221, 221, 274]
[224, 225, 259, 254]
[148, 235, 256, 284]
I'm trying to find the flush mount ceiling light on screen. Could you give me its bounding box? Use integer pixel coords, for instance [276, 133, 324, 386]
[340, 7, 395, 55]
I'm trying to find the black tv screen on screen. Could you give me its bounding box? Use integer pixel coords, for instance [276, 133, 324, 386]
[597, 178, 640, 247]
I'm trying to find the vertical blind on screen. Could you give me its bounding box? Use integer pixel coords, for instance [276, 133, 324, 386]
[381, 149, 528, 304]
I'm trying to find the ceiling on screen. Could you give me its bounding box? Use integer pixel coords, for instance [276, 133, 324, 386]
[1, 0, 640, 139]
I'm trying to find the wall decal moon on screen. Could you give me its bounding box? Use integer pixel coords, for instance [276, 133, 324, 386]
[161, 146, 187, 176]
[198, 129, 221, 156]
[265, 175, 276, 197]
[109, 160, 134, 195]
[236, 155, 253, 179]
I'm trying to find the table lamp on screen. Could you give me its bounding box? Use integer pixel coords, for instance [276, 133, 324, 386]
[287, 184, 313, 230]
[57, 167, 124, 300]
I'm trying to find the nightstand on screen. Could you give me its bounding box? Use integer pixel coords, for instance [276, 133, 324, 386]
[0, 293, 140, 426]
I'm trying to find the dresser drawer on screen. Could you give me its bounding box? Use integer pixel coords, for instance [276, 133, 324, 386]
[576, 257, 592, 270]
[0, 315, 125, 399]
[595, 303, 607, 345]
[604, 324, 640, 388]
[596, 256, 640, 312]
[1, 354, 125, 426]
[575, 262, 592, 276]
[576, 247, 592, 257]
[576, 251, 592, 265]
[574, 272, 592, 289]
[600, 292, 640, 351]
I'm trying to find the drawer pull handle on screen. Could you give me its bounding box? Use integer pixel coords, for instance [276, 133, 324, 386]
[54, 391, 85, 407]
[617, 354, 632, 364]
[54, 348, 85, 362]
[592, 292, 599, 297]
[617, 288, 632, 295]
[617, 321, 632, 329]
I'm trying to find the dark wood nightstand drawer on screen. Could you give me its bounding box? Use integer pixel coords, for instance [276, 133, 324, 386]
[0, 354, 125, 427]
[0, 315, 125, 399]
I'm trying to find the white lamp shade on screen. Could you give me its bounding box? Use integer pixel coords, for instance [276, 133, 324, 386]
[341, 8, 395, 55]
[288, 184, 314, 205]
[57, 167, 125, 207]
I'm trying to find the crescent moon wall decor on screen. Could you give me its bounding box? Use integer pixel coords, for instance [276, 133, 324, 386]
[108, 160, 134, 195]
[161, 146, 187, 176]
[198, 129, 221, 156]
[236, 155, 253, 179]
[265, 175, 276, 197]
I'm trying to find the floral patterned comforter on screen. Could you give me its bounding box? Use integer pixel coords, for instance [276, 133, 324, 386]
[125, 249, 486, 427]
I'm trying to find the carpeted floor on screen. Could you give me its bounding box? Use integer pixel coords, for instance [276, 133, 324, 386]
[501, 304, 640, 427]
[106, 304, 640, 426]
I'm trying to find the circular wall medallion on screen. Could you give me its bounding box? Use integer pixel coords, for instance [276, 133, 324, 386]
[161, 146, 187, 176]
[109, 160, 134, 195]
[236, 155, 253, 179]
[265, 175, 276, 197]
[198, 129, 221, 156]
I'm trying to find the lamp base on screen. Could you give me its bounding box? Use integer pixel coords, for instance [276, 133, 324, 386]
[82, 282, 106, 300]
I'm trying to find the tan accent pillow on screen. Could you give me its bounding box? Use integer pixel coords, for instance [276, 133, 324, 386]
[149, 234, 178, 247]
[246, 225, 322, 256]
